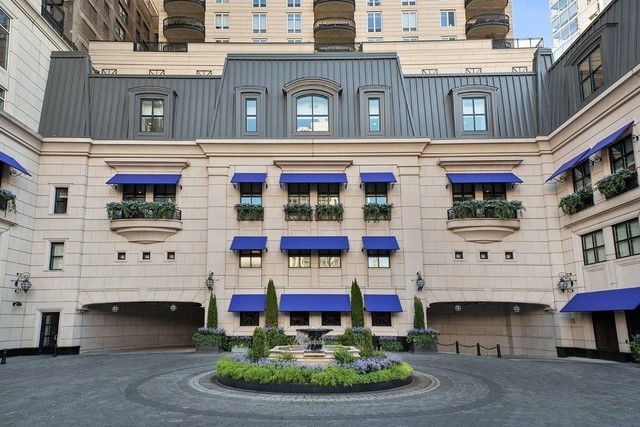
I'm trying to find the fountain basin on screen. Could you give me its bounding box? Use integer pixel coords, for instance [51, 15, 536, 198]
[269, 345, 360, 367]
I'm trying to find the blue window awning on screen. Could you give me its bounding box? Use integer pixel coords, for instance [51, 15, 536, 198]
[0, 151, 31, 176]
[280, 236, 349, 251]
[560, 286, 640, 312]
[581, 121, 635, 160]
[360, 172, 397, 183]
[228, 294, 266, 312]
[446, 172, 523, 184]
[362, 236, 400, 251]
[230, 236, 268, 251]
[106, 174, 181, 185]
[279, 173, 348, 184]
[231, 173, 267, 184]
[545, 148, 591, 182]
[280, 294, 351, 312]
[364, 294, 403, 313]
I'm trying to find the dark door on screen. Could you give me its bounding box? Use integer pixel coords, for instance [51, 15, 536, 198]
[626, 307, 640, 338]
[39, 312, 60, 354]
[592, 311, 619, 351]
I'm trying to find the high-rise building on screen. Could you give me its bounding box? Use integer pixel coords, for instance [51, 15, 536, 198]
[550, 0, 613, 58]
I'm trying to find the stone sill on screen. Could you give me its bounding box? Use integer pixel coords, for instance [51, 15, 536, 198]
[110, 219, 183, 243]
[446, 218, 520, 243]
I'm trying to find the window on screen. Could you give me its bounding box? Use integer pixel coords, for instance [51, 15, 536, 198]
[289, 250, 311, 268]
[215, 14, 229, 30]
[123, 184, 146, 201]
[359, 87, 389, 136]
[288, 183, 310, 204]
[287, 39, 302, 43]
[240, 312, 259, 327]
[142, 252, 151, 260]
[253, 13, 267, 33]
[367, 0, 381, 5]
[54, 187, 68, 214]
[613, 219, 640, 258]
[452, 183, 474, 202]
[240, 250, 262, 268]
[0, 8, 10, 70]
[479, 251, 488, 260]
[236, 87, 266, 137]
[153, 184, 176, 203]
[482, 183, 506, 200]
[440, 10, 455, 27]
[401, 0, 415, 5]
[136, 11, 141, 25]
[0, 87, 5, 110]
[49, 242, 64, 270]
[572, 160, 592, 191]
[365, 182, 387, 204]
[368, 250, 390, 268]
[368, 98, 381, 132]
[441, 36, 456, 41]
[287, 13, 301, 33]
[240, 183, 262, 205]
[253, 38, 267, 43]
[115, 22, 125, 40]
[371, 312, 392, 327]
[505, 251, 514, 260]
[462, 98, 487, 131]
[296, 95, 329, 132]
[288, 0, 301, 6]
[317, 183, 339, 205]
[609, 136, 636, 174]
[117, 3, 128, 24]
[140, 99, 164, 132]
[319, 250, 341, 268]
[454, 251, 463, 260]
[245, 98, 257, 132]
[167, 252, 176, 260]
[322, 312, 341, 326]
[216, 0, 229, 3]
[253, 0, 267, 6]
[214, 39, 230, 43]
[368, 12, 382, 33]
[582, 230, 605, 265]
[578, 46, 602, 100]
[290, 312, 309, 326]
[402, 12, 417, 32]
[117, 252, 126, 261]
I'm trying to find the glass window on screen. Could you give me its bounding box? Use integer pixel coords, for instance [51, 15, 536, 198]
[0, 87, 5, 111]
[482, 183, 506, 200]
[368, 12, 382, 33]
[578, 46, 603, 100]
[253, 0, 267, 6]
[365, 182, 387, 204]
[0, 9, 8, 70]
[368, 249, 390, 268]
[368, 98, 381, 132]
[115, 22, 125, 40]
[613, 219, 640, 259]
[216, 0, 229, 3]
[296, 95, 329, 132]
[288, 183, 310, 204]
[153, 184, 176, 203]
[240, 250, 262, 268]
[288, 0, 301, 6]
[240, 312, 259, 327]
[54, 187, 68, 214]
[215, 14, 229, 29]
[462, 97, 487, 131]
[440, 10, 455, 27]
[322, 312, 341, 326]
[319, 250, 341, 268]
[287, 13, 301, 33]
[401, 0, 415, 5]
[367, 0, 381, 5]
[371, 312, 392, 327]
[50, 242, 64, 270]
[317, 183, 339, 205]
[253, 13, 267, 33]
[290, 312, 309, 326]
[582, 230, 606, 265]
[609, 136, 635, 173]
[402, 12, 417, 32]
[452, 183, 475, 202]
[245, 98, 257, 132]
[288, 250, 311, 268]
[123, 184, 146, 201]
[117, 3, 128, 23]
[240, 182, 262, 205]
[572, 160, 592, 191]
[140, 99, 164, 132]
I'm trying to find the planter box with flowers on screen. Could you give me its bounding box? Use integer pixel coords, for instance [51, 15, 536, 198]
[283, 203, 313, 221]
[234, 203, 264, 221]
[558, 187, 594, 215]
[0, 188, 17, 213]
[595, 169, 638, 199]
[406, 328, 440, 354]
[363, 203, 393, 222]
[315, 203, 344, 222]
[193, 327, 227, 353]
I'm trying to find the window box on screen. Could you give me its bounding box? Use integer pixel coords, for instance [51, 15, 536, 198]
[315, 203, 344, 221]
[0, 189, 17, 213]
[595, 169, 637, 199]
[234, 203, 264, 221]
[283, 203, 313, 221]
[106, 200, 181, 220]
[448, 199, 524, 220]
[447, 200, 522, 243]
[106, 201, 182, 243]
[558, 187, 594, 215]
[362, 203, 393, 222]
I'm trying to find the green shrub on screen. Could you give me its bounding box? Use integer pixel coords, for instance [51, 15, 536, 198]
[351, 280, 364, 327]
[406, 328, 440, 349]
[413, 297, 425, 329]
[276, 351, 296, 362]
[451, 199, 524, 219]
[377, 337, 403, 352]
[332, 346, 356, 364]
[265, 279, 278, 328]
[192, 327, 226, 348]
[249, 327, 269, 362]
[337, 328, 356, 346]
[265, 326, 280, 350]
[359, 329, 375, 358]
[105, 200, 178, 219]
[207, 294, 218, 328]
[630, 334, 640, 363]
[595, 169, 633, 198]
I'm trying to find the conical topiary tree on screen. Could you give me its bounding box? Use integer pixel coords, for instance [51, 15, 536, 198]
[351, 279, 364, 327]
[413, 296, 425, 329]
[207, 293, 218, 328]
[265, 279, 278, 328]
[249, 327, 269, 362]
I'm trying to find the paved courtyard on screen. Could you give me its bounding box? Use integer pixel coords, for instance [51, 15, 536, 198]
[1, 350, 639, 426]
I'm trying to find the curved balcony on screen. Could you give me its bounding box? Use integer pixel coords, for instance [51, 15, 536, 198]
[313, 0, 355, 21]
[163, 16, 205, 43]
[164, 0, 206, 15]
[465, 0, 509, 13]
[447, 218, 520, 243]
[466, 14, 510, 39]
[314, 17, 356, 44]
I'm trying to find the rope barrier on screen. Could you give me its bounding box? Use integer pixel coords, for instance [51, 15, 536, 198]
[437, 341, 502, 358]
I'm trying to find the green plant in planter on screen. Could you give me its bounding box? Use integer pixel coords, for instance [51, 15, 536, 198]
[451, 199, 524, 219]
[192, 327, 227, 348]
[0, 188, 18, 213]
[105, 200, 177, 219]
[406, 328, 440, 350]
[207, 294, 218, 328]
[595, 169, 633, 198]
[362, 203, 394, 222]
[315, 203, 344, 221]
[234, 203, 264, 221]
[558, 187, 594, 215]
[629, 334, 640, 363]
[377, 336, 403, 352]
[283, 203, 313, 221]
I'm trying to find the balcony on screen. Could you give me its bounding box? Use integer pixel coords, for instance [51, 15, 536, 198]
[106, 201, 182, 243]
[314, 0, 355, 21]
[164, 0, 206, 15]
[163, 16, 205, 43]
[363, 203, 393, 222]
[314, 18, 356, 44]
[133, 42, 188, 52]
[466, 14, 510, 39]
[315, 43, 362, 52]
[446, 200, 523, 243]
[465, 0, 509, 13]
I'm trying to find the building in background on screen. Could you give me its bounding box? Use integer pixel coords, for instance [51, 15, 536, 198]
[550, 0, 612, 58]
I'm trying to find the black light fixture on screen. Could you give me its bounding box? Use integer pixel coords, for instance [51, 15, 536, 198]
[557, 273, 575, 293]
[454, 304, 462, 312]
[12, 302, 23, 307]
[170, 304, 177, 312]
[14, 273, 32, 294]
[513, 304, 521, 313]
[415, 271, 425, 291]
[111, 305, 119, 313]
[205, 272, 218, 292]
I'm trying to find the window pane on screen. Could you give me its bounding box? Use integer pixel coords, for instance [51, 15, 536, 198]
[595, 230, 604, 246]
[297, 117, 312, 131]
[585, 251, 595, 264]
[615, 224, 628, 240]
[368, 257, 378, 268]
[313, 97, 328, 115]
[246, 99, 257, 115]
[369, 98, 380, 115]
[153, 100, 164, 114]
[617, 242, 630, 258]
[462, 99, 473, 114]
[141, 100, 152, 115]
[246, 116, 257, 132]
[583, 235, 594, 250]
[474, 98, 485, 114]
[52, 243, 64, 256]
[463, 116, 474, 131]
[297, 96, 312, 115]
[475, 116, 487, 131]
[312, 117, 328, 131]
[596, 246, 606, 261]
[378, 256, 390, 268]
[630, 220, 640, 237]
[240, 257, 251, 268]
[369, 117, 380, 132]
[632, 237, 640, 254]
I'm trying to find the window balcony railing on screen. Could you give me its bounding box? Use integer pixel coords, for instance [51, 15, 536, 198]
[465, 13, 510, 36]
[492, 38, 544, 49]
[363, 203, 393, 222]
[315, 42, 362, 52]
[558, 187, 594, 215]
[284, 203, 313, 221]
[40, 2, 78, 51]
[235, 204, 264, 221]
[315, 203, 344, 222]
[313, 17, 356, 33]
[447, 199, 523, 220]
[595, 169, 638, 199]
[107, 201, 183, 243]
[164, 0, 206, 14]
[106, 201, 182, 220]
[133, 42, 188, 52]
[163, 16, 205, 42]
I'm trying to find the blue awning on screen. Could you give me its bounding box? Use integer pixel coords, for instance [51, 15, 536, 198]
[106, 174, 181, 185]
[0, 151, 31, 176]
[280, 294, 351, 312]
[446, 172, 523, 184]
[362, 236, 400, 251]
[581, 121, 635, 160]
[231, 173, 267, 184]
[545, 148, 591, 182]
[560, 286, 640, 312]
[279, 173, 348, 184]
[228, 294, 266, 312]
[360, 172, 397, 183]
[230, 236, 268, 251]
[280, 236, 349, 251]
[364, 295, 403, 313]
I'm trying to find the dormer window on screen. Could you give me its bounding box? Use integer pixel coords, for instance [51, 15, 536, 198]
[128, 87, 175, 139]
[578, 46, 603, 100]
[296, 95, 328, 132]
[451, 85, 498, 138]
[283, 78, 342, 137]
[140, 99, 164, 133]
[235, 86, 266, 137]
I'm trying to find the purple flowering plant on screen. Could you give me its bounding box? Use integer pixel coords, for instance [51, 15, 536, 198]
[406, 327, 440, 349]
[192, 327, 227, 347]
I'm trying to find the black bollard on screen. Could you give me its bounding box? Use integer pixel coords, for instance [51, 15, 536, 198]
[455, 341, 460, 354]
[1, 349, 6, 364]
[497, 344, 502, 358]
[53, 343, 57, 358]
[476, 343, 481, 356]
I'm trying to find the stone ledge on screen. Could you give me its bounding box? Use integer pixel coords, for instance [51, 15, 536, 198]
[446, 218, 520, 243]
[109, 219, 183, 243]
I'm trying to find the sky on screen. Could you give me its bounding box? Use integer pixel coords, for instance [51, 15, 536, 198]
[512, 0, 554, 48]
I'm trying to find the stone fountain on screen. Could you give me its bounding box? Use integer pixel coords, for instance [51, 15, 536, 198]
[268, 327, 360, 367]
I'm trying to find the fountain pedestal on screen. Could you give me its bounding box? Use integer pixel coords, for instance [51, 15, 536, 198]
[297, 327, 332, 353]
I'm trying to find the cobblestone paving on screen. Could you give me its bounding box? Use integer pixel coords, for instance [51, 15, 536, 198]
[1, 351, 639, 426]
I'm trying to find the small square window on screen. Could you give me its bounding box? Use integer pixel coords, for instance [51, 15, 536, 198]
[240, 250, 263, 268]
[368, 250, 390, 268]
[319, 250, 341, 268]
[479, 252, 488, 260]
[240, 312, 260, 327]
[321, 312, 341, 326]
[142, 252, 151, 260]
[582, 230, 606, 265]
[290, 312, 309, 326]
[167, 252, 176, 260]
[288, 250, 311, 268]
[117, 252, 126, 261]
[505, 252, 514, 260]
[454, 251, 463, 260]
[140, 99, 164, 132]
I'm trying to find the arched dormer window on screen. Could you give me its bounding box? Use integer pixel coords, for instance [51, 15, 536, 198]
[283, 78, 342, 137]
[450, 85, 498, 138]
[127, 86, 176, 139]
